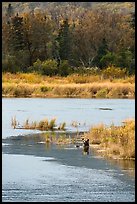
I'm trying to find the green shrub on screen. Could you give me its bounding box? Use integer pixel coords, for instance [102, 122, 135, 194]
[58, 60, 72, 76]
[40, 86, 49, 92]
[41, 60, 58, 76]
[102, 66, 127, 79]
[30, 59, 42, 73]
[2, 55, 20, 73]
[107, 88, 123, 98]
[96, 88, 108, 98]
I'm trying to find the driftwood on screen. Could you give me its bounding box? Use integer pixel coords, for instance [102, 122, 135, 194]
[99, 108, 113, 110]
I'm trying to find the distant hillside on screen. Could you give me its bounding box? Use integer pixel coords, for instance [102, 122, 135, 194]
[2, 2, 135, 16]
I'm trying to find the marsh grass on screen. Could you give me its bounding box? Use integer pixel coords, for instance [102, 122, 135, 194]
[11, 116, 17, 128]
[84, 119, 135, 159]
[11, 117, 66, 131]
[96, 88, 109, 98]
[2, 73, 135, 98]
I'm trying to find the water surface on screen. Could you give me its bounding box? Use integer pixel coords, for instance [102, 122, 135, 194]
[2, 98, 135, 202]
[2, 98, 135, 138]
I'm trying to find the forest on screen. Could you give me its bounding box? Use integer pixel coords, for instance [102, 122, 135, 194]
[2, 2, 135, 76]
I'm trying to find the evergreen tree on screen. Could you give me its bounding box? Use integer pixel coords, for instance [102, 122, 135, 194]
[57, 18, 72, 62]
[52, 40, 61, 67]
[10, 13, 25, 52]
[93, 38, 108, 69]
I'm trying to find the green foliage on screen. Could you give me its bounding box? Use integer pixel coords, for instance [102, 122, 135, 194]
[57, 18, 72, 61]
[40, 86, 49, 93]
[30, 59, 58, 76]
[29, 59, 42, 73]
[100, 52, 116, 68]
[10, 14, 25, 51]
[2, 55, 19, 73]
[93, 38, 108, 69]
[114, 50, 134, 72]
[2, 3, 135, 75]
[58, 60, 72, 76]
[30, 59, 71, 76]
[41, 60, 58, 76]
[102, 66, 127, 79]
[96, 88, 108, 98]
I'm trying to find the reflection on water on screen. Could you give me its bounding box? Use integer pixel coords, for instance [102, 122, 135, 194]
[2, 132, 135, 177]
[2, 153, 135, 202]
[2, 98, 135, 202]
[2, 98, 135, 138]
[2, 132, 135, 202]
[108, 158, 135, 178]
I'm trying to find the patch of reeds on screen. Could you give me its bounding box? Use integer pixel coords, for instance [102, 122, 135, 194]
[84, 119, 135, 159]
[67, 74, 101, 84]
[11, 117, 66, 131]
[2, 73, 135, 98]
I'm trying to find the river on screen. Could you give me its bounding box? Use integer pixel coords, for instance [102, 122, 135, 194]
[2, 98, 135, 202]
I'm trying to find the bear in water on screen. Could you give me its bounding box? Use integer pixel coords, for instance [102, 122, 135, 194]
[83, 139, 89, 155]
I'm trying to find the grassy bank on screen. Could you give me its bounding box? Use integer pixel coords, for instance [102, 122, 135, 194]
[84, 119, 135, 160]
[11, 115, 135, 160]
[2, 73, 135, 98]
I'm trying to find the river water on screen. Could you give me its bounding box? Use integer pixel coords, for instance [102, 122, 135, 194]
[2, 98, 135, 202]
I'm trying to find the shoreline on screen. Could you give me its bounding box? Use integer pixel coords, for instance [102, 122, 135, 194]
[2, 94, 135, 99]
[89, 144, 135, 161]
[2, 73, 135, 99]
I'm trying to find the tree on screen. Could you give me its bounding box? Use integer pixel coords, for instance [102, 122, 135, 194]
[57, 18, 72, 62]
[93, 38, 108, 68]
[9, 13, 25, 52]
[52, 40, 61, 67]
[100, 52, 116, 68]
[23, 12, 54, 66]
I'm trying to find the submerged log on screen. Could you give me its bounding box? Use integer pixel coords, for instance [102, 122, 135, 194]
[99, 108, 113, 110]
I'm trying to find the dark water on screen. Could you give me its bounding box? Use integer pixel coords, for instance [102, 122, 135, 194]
[2, 98, 135, 202]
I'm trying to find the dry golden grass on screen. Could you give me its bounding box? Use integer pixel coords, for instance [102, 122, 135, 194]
[2, 73, 135, 98]
[84, 119, 135, 159]
[11, 117, 66, 131]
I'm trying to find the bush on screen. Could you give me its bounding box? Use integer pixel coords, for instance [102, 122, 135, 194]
[41, 60, 58, 76]
[2, 55, 20, 73]
[100, 52, 116, 68]
[40, 86, 49, 93]
[30, 59, 42, 73]
[58, 60, 72, 76]
[85, 119, 135, 159]
[30, 59, 58, 76]
[96, 88, 108, 98]
[102, 66, 127, 79]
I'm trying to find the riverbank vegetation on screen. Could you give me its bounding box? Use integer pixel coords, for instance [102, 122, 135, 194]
[2, 72, 135, 98]
[84, 119, 135, 160]
[11, 115, 135, 160]
[2, 3, 135, 98]
[11, 116, 66, 131]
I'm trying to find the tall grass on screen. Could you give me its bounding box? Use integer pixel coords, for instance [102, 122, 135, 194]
[84, 119, 135, 159]
[11, 117, 66, 131]
[2, 73, 135, 98]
